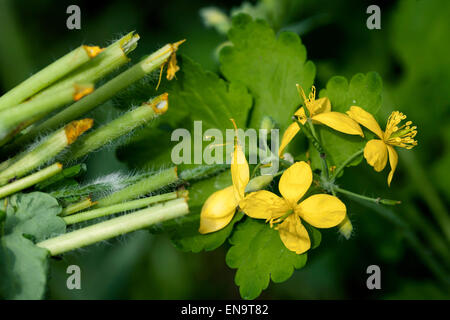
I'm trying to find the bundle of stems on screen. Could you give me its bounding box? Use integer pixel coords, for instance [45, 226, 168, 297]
[0, 32, 186, 256]
[64, 93, 169, 161]
[2, 32, 140, 152]
[0, 119, 93, 186]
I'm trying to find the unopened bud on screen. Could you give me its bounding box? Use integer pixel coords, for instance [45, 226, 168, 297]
[245, 175, 273, 193]
[338, 215, 353, 240]
[260, 116, 275, 132]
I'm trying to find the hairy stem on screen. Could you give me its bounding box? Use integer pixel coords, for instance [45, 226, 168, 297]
[35, 163, 86, 190]
[25, 41, 182, 138]
[0, 119, 92, 186]
[399, 149, 450, 243]
[65, 93, 168, 161]
[0, 45, 100, 111]
[64, 191, 179, 225]
[0, 84, 93, 144]
[0, 163, 62, 199]
[403, 203, 450, 268]
[6, 34, 139, 152]
[350, 197, 450, 288]
[61, 197, 96, 216]
[95, 167, 179, 207]
[332, 148, 364, 180]
[333, 187, 401, 205]
[35, 33, 138, 99]
[37, 198, 189, 256]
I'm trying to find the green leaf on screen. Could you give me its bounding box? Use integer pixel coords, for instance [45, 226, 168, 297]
[310, 72, 382, 170]
[226, 218, 307, 299]
[117, 55, 253, 168]
[0, 192, 65, 300]
[303, 222, 322, 250]
[172, 212, 244, 253]
[170, 55, 253, 130]
[220, 13, 315, 132]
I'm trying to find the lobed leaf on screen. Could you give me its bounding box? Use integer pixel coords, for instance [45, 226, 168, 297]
[226, 218, 307, 299]
[220, 13, 315, 132]
[0, 192, 65, 299]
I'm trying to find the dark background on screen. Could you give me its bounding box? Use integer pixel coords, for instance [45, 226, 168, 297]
[0, 0, 448, 299]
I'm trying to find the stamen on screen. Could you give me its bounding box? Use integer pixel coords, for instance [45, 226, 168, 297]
[296, 84, 316, 118]
[385, 111, 417, 149]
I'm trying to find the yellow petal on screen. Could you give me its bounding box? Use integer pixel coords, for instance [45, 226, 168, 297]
[276, 215, 311, 254]
[279, 161, 312, 206]
[312, 112, 364, 136]
[294, 107, 307, 122]
[199, 186, 237, 234]
[296, 194, 346, 228]
[309, 97, 332, 115]
[278, 122, 300, 157]
[239, 190, 290, 220]
[295, 97, 331, 118]
[231, 143, 249, 201]
[386, 145, 398, 187]
[364, 139, 388, 172]
[346, 106, 384, 139]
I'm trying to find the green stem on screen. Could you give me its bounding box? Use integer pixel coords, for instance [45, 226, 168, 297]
[294, 118, 324, 155]
[178, 163, 229, 182]
[49, 170, 157, 200]
[334, 187, 401, 206]
[24, 42, 180, 139]
[0, 119, 92, 186]
[95, 167, 179, 207]
[0, 157, 14, 173]
[251, 162, 263, 178]
[332, 149, 364, 180]
[320, 153, 329, 180]
[65, 93, 168, 161]
[35, 33, 138, 100]
[37, 198, 189, 256]
[5, 34, 139, 152]
[351, 197, 450, 288]
[61, 197, 95, 216]
[0, 83, 93, 144]
[0, 163, 62, 199]
[35, 163, 86, 190]
[399, 149, 450, 243]
[403, 203, 450, 268]
[0, 45, 97, 111]
[273, 170, 285, 178]
[306, 118, 329, 180]
[64, 192, 179, 225]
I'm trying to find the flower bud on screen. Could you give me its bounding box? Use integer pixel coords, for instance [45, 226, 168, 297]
[338, 215, 353, 240]
[245, 174, 273, 193]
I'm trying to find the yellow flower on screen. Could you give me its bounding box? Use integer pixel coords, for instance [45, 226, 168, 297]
[346, 107, 417, 186]
[199, 122, 249, 234]
[239, 161, 346, 254]
[279, 85, 364, 157]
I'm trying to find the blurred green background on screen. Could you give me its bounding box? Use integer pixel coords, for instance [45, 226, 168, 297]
[0, 0, 448, 299]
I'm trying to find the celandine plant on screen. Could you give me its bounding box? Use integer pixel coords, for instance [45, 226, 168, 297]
[1, 13, 444, 301]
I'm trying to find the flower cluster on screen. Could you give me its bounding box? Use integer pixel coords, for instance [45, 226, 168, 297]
[199, 85, 417, 255]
